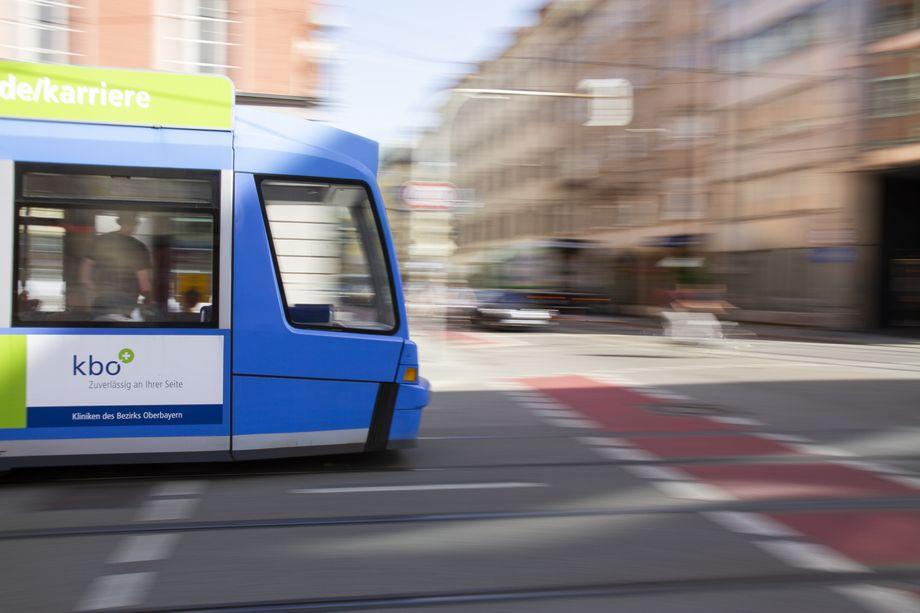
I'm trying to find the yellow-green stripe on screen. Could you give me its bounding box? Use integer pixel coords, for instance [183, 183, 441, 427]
[0, 335, 26, 429]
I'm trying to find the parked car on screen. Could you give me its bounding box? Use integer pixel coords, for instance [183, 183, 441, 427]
[444, 287, 480, 325]
[522, 291, 612, 316]
[471, 290, 557, 330]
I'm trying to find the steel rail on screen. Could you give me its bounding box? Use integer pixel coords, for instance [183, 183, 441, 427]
[3, 495, 920, 542]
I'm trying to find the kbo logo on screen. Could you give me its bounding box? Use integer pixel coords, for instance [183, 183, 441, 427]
[72, 347, 135, 376]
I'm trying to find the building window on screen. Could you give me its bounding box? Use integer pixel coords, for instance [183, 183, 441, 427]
[15, 165, 219, 327]
[1, 0, 72, 63]
[869, 73, 920, 118]
[260, 180, 396, 333]
[660, 114, 714, 148]
[718, 6, 823, 73]
[871, 0, 920, 41]
[156, 0, 233, 74]
[662, 178, 706, 220]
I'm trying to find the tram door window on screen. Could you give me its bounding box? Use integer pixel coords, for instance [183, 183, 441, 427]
[261, 180, 396, 332]
[14, 165, 219, 326]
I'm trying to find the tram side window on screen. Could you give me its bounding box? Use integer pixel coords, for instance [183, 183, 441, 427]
[14, 167, 218, 326]
[261, 180, 396, 332]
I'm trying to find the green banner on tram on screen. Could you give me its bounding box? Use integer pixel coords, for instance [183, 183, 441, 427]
[0, 60, 234, 130]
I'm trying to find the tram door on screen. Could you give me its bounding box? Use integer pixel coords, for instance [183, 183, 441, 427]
[230, 174, 405, 458]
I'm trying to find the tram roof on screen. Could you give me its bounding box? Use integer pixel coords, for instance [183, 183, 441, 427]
[233, 106, 379, 180]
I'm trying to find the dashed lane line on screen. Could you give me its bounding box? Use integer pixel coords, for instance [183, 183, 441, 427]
[792, 443, 854, 458]
[703, 511, 801, 538]
[882, 474, 920, 490]
[75, 480, 206, 610]
[754, 541, 870, 573]
[289, 482, 548, 494]
[575, 436, 631, 447]
[623, 465, 691, 482]
[533, 409, 578, 419]
[759, 433, 813, 444]
[75, 572, 155, 611]
[512, 373, 920, 613]
[652, 480, 733, 502]
[149, 480, 207, 497]
[107, 533, 181, 564]
[591, 446, 658, 462]
[542, 416, 601, 429]
[135, 497, 200, 522]
[834, 584, 920, 613]
[708, 415, 766, 427]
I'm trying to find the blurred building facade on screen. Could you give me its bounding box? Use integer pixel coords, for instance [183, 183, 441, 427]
[430, 0, 920, 329]
[0, 0, 330, 114]
[378, 146, 413, 271]
[708, 0, 868, 327]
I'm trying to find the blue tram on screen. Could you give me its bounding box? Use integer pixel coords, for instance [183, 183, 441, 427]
[0, 61, 428, 467]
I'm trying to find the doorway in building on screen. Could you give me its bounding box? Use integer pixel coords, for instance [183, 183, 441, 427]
[880, 170, 920, 327]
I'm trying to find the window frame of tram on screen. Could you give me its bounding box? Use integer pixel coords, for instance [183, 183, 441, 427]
[12, 163, 221, 328]
[256, 176, 399, 335]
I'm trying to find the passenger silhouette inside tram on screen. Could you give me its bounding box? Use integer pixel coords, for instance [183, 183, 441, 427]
[79, 211, 153, 321]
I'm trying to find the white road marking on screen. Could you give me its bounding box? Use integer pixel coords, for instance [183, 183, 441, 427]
[653, 480, 733, 501]
[792, 444, 853, 458]
[149, 480, 206, 497]
[707, 415, 764, 427]
[525, 397, 565, 405]
[704, 511, 800, 538]
[643, 390, 692, 401]
[592, 446, 658, 462]
[290, 482, 548, 494]
[758, 433, 812, 444]
[624, 465, 688, 481]
[533, 409, 575, 419]
[76, 572, 155, 611]
[504, 390, 539, 398]
[582, 372, 629, 383]
[615, 361, 833, 375]
[524, 401, 567, 410]
[543, 417, 599, 429]
[576, 436, 631, 447]
[107, 534, 181, 564]
[882, 474, 920, 490]
[134, 498, 199, 522]
[834, 585, 920, 613]
[512, 397, 545, 404]
[832, 459, 905, 475]
[755, 541, 868, 573]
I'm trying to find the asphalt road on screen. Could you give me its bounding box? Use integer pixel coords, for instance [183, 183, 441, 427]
[2, 326, 919, 612]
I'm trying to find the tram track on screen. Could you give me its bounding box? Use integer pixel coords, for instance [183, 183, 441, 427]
[120, 569, 920, 612]
[3, 494, 920, 542]
[3, 451, 920, 486]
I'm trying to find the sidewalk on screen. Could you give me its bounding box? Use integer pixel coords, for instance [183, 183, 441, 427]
[573, 313, 920, 346]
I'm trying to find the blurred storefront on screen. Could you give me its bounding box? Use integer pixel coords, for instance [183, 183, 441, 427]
[863, 0, 920, 327]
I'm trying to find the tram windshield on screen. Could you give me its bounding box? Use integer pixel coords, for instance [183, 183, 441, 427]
[14, 166, 218, 326]
[261, 179, 396, 332]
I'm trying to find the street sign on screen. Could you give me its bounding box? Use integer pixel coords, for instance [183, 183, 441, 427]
[401, 181, 457, 210]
